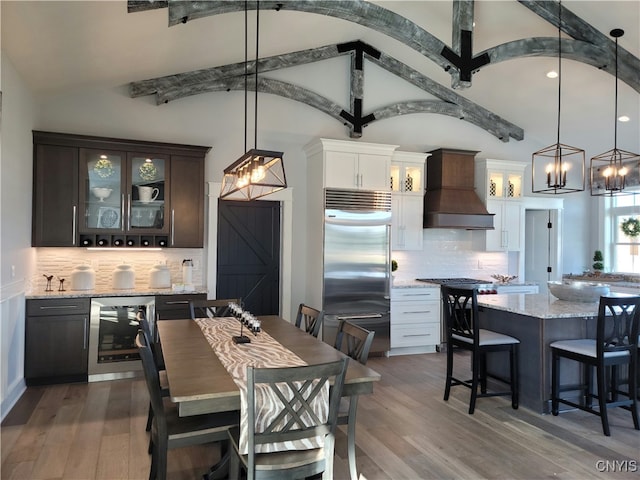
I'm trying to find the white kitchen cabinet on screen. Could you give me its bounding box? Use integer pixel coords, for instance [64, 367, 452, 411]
[392, 195, 424, 250]
[474, 159, 526, 252]
[475, 159, 525, 201]
[475, 199, 523, 252]
[390, 286, 440, 355]
[325, 151, 391, 190]
[305, 138, 398, 191]
[391, 151, 427, 251]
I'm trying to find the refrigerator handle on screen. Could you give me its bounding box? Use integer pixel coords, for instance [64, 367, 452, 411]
[386, 224, 392, 295]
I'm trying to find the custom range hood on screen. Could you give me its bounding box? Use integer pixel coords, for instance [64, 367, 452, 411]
[423, 148, 494, 230]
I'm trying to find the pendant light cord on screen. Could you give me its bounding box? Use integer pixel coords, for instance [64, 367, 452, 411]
[243, 0, 248, 153]
[614, 35, 618, 150]
[254, 0, 260, 150]
[556, 0, 562, 146]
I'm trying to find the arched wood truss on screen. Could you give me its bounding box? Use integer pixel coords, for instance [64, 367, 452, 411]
[128, 0, 640, 142]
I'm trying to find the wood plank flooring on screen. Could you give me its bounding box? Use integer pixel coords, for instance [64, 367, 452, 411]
[2, 351, 639, 479]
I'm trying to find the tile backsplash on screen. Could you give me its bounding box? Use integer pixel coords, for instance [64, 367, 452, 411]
[392, 229, 510, 281]
[31, 248, 205, 293]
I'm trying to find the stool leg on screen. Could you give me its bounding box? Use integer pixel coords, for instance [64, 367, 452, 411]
[584, 365, 593, 408]
[551, 350, 559, 416]
[596, 364, 611, 436]
[480, 352, 488, 395]
[511, 344, 519, 410]
[469, 350, 480, 414]
[444, 345, 453, 401]
[629, 355, 639, 430]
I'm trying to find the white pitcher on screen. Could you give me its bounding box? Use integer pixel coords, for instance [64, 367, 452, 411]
[137, 185, 159, 203]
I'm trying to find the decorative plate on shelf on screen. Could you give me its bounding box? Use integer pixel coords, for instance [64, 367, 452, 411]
[139, 161, 158, 181]
[93, 158, 114, 178]
[97, 206, 120, 228]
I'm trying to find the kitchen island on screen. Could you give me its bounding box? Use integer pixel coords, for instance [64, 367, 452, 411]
[476, 292, 633, 414]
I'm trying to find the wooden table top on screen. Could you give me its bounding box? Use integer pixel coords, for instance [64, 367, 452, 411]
[157, 315, 382, 416]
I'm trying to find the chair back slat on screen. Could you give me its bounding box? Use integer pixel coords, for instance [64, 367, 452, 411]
[245, 358, 349, 468]
[189, 298, 239, 320]
[441, 286, 478, 342]
[295, 303, 324, 337]
[334, 320, 375, 365]
[597, 296, 640, 356]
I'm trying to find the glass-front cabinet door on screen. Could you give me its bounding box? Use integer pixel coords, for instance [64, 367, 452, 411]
[79, 148, 170, 238]
[129, 153, 168, 233]
[80, 149, 125, 232]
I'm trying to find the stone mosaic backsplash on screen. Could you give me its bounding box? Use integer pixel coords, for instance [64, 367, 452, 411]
[30, 248, 204, 294]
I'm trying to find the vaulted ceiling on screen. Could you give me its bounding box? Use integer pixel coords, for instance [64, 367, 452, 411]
[2, 0, 639, 157]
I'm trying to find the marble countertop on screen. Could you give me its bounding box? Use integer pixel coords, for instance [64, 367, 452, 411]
[477, 292, 634, 319]
[26, 286, 208, 300]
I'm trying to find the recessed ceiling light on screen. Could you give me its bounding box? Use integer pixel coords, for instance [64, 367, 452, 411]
[546, 71, 558, 79]
[618, 115, 630, 122]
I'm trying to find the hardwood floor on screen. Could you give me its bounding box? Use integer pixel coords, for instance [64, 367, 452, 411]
[2, 352, 638, 479]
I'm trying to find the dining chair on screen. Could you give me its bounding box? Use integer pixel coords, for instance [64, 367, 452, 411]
[294, 303, 324, 338]
[139, 315, 169, 433]
[227, 357, 349, 480]
[333, 320, 374, 480]
[550, 295, 640, 436]
[189, 298, 240, 319]
[135, 331, 239, 480]
[441, 285, 520, 414]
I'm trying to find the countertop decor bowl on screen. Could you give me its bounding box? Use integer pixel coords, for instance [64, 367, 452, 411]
[547, 281, 610, 302]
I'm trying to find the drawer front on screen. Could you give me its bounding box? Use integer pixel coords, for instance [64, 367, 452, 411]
[391, 323, 440, 348]
[391, 303, 439, 324]
[27, 298, 91, 316]
[155, 293, 206, 319]
[391, 288, 440, 301]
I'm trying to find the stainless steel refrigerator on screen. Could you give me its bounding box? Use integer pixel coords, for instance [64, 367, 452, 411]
[322, 189, 391, 355]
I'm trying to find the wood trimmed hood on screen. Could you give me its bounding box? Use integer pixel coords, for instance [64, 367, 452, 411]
[423, 148, 494, 230]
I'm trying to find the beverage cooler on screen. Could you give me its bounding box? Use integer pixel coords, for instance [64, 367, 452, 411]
[88, 296, 155, 381]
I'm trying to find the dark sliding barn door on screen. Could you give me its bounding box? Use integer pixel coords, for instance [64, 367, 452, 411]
[216, 200, 281, 315]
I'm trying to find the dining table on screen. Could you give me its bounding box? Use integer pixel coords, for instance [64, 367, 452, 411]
[156, 314, 381, 479]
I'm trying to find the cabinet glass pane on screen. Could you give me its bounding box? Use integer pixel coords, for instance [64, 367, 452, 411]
[84, 153, 123, 230]
[390, 165, 401, 192]
[506, 173, 522, 198]
[405, 165, 422, 193]
[130, 156, 165, 230]
[489, 172, 504, 198]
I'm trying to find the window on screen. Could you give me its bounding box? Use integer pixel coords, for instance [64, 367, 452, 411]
[605, 192, 640, 273]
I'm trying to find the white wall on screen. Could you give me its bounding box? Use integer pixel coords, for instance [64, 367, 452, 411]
[1, 54, 36, 419]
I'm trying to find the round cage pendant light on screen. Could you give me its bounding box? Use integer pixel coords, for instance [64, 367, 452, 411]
[220, 0, 287, 201]
[590, 28, 639, 197]
[532, 0, 585, 194]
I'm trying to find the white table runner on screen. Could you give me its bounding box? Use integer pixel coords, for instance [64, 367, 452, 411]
[195, 317, 328, 454]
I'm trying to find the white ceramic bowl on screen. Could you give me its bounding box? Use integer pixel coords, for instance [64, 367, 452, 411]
[547, 281, 610, 302]
[92, 187, 113, 201]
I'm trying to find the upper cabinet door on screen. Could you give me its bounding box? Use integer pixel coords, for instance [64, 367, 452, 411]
[128, 153, 169, 234]
[324, 151, 391, 190]
[79, 148, 126, 232]
[32, 144, 79, 246]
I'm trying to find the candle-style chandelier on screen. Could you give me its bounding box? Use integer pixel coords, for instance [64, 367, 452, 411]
[220, 0, 286, 201]
[590, 28, 639, 197]
[531, 0, 585, 194]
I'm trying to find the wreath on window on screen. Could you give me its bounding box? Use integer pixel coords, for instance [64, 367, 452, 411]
[621, 217, 640, 238]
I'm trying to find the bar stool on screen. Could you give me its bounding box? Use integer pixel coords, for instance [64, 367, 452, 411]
[550, 295, 640, 436]
[441, 285, 520, 414]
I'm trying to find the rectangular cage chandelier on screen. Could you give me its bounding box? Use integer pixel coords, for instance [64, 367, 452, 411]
[220, 149, 286, 201]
